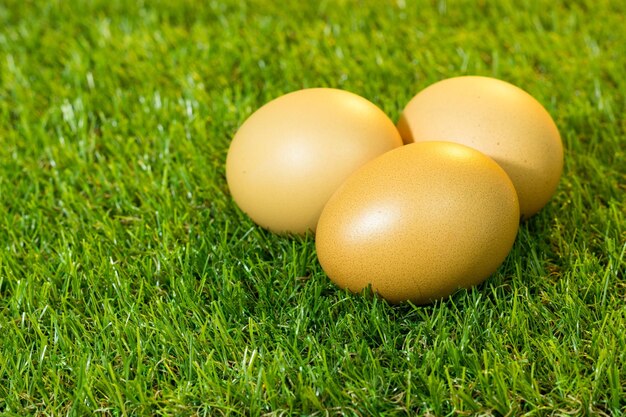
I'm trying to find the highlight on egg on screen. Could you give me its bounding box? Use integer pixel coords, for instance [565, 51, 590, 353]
[226, 88, 403, 235]
[315, 141, 520, 305]
[397, 76, 563, 218]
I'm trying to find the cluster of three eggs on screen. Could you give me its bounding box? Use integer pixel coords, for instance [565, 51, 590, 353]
[226, 77, 563, 304]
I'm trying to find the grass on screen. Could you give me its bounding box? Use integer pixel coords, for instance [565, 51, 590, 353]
[0, 0, 624, 415]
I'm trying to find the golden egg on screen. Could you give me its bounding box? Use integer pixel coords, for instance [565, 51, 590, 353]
[315, 141, 520, 304]
[226, 88, 403, 234]
[398, 76, 563, 218]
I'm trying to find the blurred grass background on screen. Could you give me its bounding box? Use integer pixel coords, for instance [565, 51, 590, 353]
[0, 0, 624, 415]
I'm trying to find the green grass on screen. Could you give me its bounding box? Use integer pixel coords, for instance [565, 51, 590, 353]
[0, 0, 624, 415]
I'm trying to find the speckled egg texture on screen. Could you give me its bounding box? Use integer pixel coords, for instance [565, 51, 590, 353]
[315, 141, 520, 304]
[397, 76, 563, 218]
[226, 88, 402, 235]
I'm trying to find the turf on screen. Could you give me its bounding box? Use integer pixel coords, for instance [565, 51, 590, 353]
[0, 0, 624, 415]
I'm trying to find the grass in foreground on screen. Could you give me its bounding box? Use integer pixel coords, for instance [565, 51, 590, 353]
[0, 0, 625, 415]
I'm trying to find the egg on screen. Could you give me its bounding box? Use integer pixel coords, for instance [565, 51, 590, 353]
[397, 76, 563, 218]
[315, 141, 520, 304]
[226, 88, 403, 234]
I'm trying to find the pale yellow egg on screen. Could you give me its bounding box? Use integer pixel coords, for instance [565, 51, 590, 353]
[227, 88, 402, 234]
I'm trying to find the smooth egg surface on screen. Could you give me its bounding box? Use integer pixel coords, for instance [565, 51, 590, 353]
[397, 76, 563, 218]
[315, 141, 520, 304]
[226, 88, 402, 234]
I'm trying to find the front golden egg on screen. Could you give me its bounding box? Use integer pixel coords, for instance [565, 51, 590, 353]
[397, 76, 563, 218]
[226, 88, 402, 234]
[315, 141, 520, 305]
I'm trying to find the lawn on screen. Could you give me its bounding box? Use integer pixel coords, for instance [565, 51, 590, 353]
[0, 0, 624, 415]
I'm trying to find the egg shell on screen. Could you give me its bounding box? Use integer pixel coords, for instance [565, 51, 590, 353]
[226, 88, 403, 234]
[315, 141, 520, 305]
[397, 76, 563, 218]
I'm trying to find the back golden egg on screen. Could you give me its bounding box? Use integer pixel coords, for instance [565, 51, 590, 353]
[398, 76, 563, 218]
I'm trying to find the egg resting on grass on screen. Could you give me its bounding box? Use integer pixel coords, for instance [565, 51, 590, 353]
[315, 141, 520, 305]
